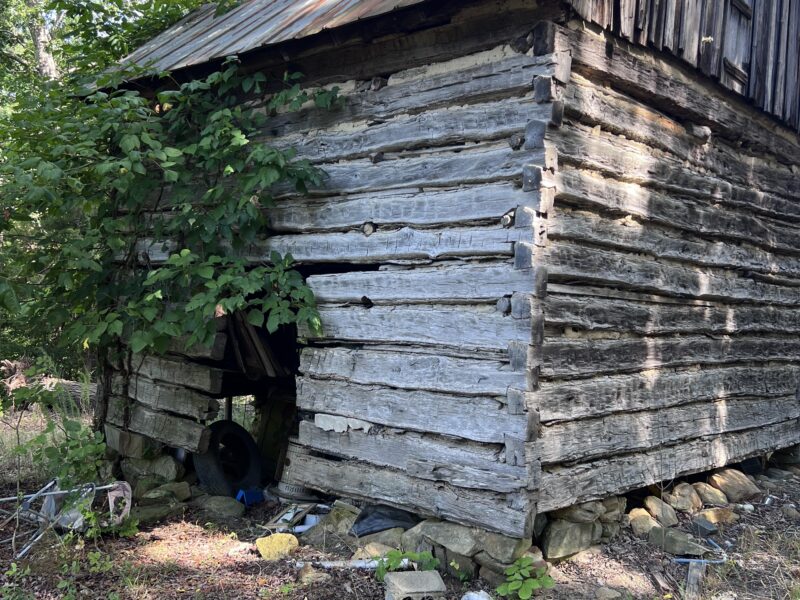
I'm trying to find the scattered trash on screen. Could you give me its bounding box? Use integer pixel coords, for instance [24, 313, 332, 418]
[0, 479, 125, 559]
[350, 504, 420, 537]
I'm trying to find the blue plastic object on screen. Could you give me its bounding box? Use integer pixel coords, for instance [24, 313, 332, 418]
[236, 488, 264, 507]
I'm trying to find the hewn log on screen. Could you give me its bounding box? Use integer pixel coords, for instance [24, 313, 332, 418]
[127, 375, 219, 421]
[563, 73, 800, 208]
[552, 121, 800, 222]
[129, 355, 224, 394]
[538, 418, 800, 511]
[104, 424, 162, 459]
[566, 25, 800, 165]
[273, 95, 556, 163]
[264, 225, 532, 264]
[265, 50, 560, 137]
[307, 261, 545, 303]
[536, 364, 800, 422]
[275, 142, 550, 198]
[539, 395, 800, 464]
[299, 347, 527, 396]
[549, 207, 800, 279]
[541, 241, 800, 305]
[541, 335, 800, 378]
[296, 377, 526, 444]
[127, 402, 211, 454]
[268, 183, 542, 233]
[281, 445, 531, 537]
[556, 169, 800, 258]
[137, 224, 537, 266]
[543, 292, 800, 335]
[302, 304, 533, 351]
[298, 421, 525, 493]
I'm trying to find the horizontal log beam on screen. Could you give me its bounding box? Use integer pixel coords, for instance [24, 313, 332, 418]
[282, 444, 531, 537]
[539, 395, 800, 464]
[299, 347, 527, 396]
[296, 377, 527, 444]
[536, 364, 800, 422]
[298, 421, 526, 493]
[538, 418, 800, 512]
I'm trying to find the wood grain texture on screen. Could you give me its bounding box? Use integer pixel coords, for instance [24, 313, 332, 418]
[538, 418, 800, 511]
[281, 444, 531, 537]
[299, 346, 527, 396]
[307, 261, 545, 303]
[543, 291, 800, 335]
[539, 395, 800, 464]
[127, 402, 210, 453]
[127, 375, 219, 420]
[536, 363, 800, 422]
[548, 207, 800, 279]
[296, 377, 526, 444]
[268, 183, 540, 233]
[541, 335, 800, 378]
[542, 241, 800, 305]
[555, 169, 800, 259]
[129, 355, 224, 395]
[303, 304, 534, 351]
[298, 421, 526, 492]
[567, 25, 800, 164]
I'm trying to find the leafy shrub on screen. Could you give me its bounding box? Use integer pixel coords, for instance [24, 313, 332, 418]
[496, 555, 555, 599]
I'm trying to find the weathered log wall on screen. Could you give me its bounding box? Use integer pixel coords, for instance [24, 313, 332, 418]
[260, 2, 570, 538]
[533, 20, 800, 513]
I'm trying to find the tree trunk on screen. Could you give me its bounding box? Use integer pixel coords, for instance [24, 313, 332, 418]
[25, 0, 59, 79]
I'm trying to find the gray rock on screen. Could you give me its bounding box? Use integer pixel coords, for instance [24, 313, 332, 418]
[461, 592, 493, 600]
[141, 481, 192, 505]
[709, 469, 761, 502]
[412, 520, 482, 557]
[695, 507, 739, 525]
[445, 549, 477, 580]
[644, 496, 678, 527]
[542, 519, 596, 559]
[121, 455, 185, 484]
[130, 501, 185, 524]
[690, 516, 718, 537]
[648, 527, 708, 556]
[478, 531, 531, 564]
[552, 501, 605, 523]
[384, 571, 446, 600]
[628, 508, 659, 538]
[359, 527, 404, 549]
[692, 482, 728, 506]
[781, 505, 800, 521]
[600, 522, 620, 541]
[477, 566, 506, 588]
[599, 497, 627, 523]
[663, 483, 703, 513]
[595, 587, 623, 600]
[765, 467, 794, 480]
[401, 522, 433, 553]
[194, 495, 245, 518]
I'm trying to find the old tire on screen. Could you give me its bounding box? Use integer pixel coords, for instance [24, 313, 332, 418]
[194, 420, 263, 497]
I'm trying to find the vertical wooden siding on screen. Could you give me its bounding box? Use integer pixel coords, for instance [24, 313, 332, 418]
[568, 0, 800, 133]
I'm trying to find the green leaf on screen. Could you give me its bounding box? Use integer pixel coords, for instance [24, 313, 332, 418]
[119, 134, 140, 153]
[246, 310, 264, 328]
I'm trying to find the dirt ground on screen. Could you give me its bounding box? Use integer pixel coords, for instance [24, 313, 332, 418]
[1, 410, 799, 600]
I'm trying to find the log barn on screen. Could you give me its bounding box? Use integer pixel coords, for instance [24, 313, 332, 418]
[104, 0, 800, 540]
